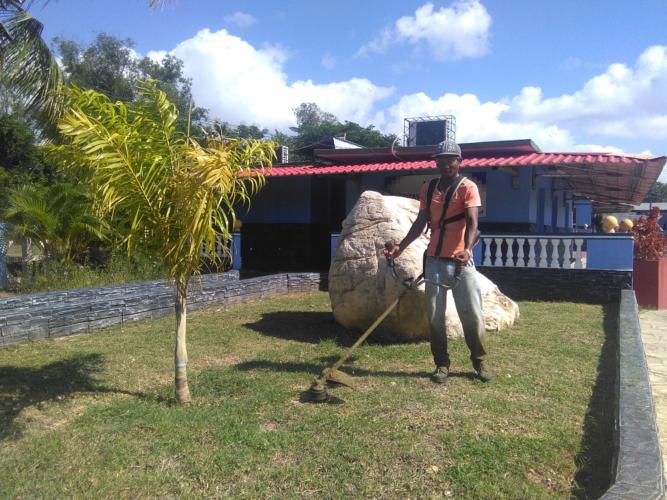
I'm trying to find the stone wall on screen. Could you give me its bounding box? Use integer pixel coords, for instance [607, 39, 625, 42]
[477, 267, 632, 304]
[0, 271, 327, 347]
[601, 290, 664, 498]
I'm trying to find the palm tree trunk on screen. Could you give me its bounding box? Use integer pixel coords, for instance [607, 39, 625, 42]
[21, 236, 32, 272]
[174, 279, 191, 404]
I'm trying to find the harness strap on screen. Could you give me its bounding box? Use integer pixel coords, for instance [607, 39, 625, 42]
[433, 175, 465, 257]
[426, 178, 438, 223]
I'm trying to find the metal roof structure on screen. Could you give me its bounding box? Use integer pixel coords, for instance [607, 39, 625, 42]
[263, 151, 666, 208]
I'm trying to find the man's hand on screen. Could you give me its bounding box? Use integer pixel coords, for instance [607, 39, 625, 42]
[384, 244, 402, 261]
[453, 248, 472, 269]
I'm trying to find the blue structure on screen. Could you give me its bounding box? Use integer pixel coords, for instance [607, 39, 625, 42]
[236, 139, 664, 272]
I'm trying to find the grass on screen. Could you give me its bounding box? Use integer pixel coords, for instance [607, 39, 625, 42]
[0, 292, 615, 498]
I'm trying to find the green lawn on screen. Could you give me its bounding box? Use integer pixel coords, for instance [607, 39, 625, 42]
[0, 292, 615, 498]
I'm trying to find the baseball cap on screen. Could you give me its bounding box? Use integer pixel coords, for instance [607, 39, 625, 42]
[432, 139, 462, 158]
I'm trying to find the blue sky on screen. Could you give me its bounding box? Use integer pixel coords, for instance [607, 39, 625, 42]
[35, 0, 667, 179]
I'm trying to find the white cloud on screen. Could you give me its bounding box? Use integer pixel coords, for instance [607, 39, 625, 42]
[126, 47, 141, 61]
[146, 50, 167, 63]
[156, 27, 665, 167]
[379, 91, 578, 151]
[321, 54, 336, 70]
[224, 11, 257, 28]
[507, 46, 667, 139]
[357, 28, 393, 57]
[358, 1, 491, 60]
[167, 29, 393, 129]
[377, 45, 667, 159]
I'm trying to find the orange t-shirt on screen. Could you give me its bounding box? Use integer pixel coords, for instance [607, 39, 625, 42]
[418, 177, 481, 258]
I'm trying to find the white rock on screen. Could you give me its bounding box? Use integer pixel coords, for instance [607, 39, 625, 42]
[328, 190, 520, 341]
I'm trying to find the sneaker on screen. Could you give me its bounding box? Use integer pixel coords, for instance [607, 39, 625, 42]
[431, 366, 449, 384]
[475, 362, 492, 383]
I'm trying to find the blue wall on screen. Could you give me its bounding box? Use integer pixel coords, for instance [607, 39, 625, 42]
[344, 174, 387, 213]
[345, 168, 538, 224]
[480, 168, 532, 223]
[574, 200, 593, 230]
[243, 167, 579, 232]
[586, 236, 634, 271]
[240, 177, 312, 224]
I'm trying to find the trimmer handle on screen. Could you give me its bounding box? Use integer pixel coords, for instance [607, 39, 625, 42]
[384, 241, 396, 265]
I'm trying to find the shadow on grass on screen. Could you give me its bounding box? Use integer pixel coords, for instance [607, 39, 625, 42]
[0, 353, 146, 440]
[571, 302, 618, 498]
[243, 311, 424, 346]
[243, 311, 355, 344]
[235, 357, 477, 382]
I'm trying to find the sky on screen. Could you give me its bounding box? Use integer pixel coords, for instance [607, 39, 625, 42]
[34, 0, 667, 180]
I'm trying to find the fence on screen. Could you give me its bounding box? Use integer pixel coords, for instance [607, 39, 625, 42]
[476, 233, 633, 271]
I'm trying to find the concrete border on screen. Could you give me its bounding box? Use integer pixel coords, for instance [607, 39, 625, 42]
[601, 290, 664, 498]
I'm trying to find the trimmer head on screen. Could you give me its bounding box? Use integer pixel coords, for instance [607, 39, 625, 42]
[301, 367, 357, 403]
[302, 379, 330, 403]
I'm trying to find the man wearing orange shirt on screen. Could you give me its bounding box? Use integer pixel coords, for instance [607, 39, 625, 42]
[385, 140, 490, 384]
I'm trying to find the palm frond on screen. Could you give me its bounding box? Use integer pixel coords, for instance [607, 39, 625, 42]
[53, 81, 275, 281]
[0, 2, 64, 120]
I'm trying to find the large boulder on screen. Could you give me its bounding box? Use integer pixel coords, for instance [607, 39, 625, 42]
[329, 190, 519, 341]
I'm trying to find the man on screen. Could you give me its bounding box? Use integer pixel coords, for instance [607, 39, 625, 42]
[384, 139, 490, 384]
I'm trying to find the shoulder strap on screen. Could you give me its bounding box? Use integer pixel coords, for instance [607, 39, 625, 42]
[433, 175, 466, 257]
[426, 178, 438, 222]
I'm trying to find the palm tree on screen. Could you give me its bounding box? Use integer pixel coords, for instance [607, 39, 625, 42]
[0, 1, 63, 119]
[3, 182, 108, 264]
[49, 82, 274, 403]
[0, 0, 171, 120]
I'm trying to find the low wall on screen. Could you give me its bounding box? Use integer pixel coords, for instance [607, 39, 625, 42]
[477, 267, 632, 304]
[0, 271, 327, 347]
[601, 290, 664, 498]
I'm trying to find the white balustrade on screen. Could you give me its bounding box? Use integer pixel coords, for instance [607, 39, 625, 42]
[479, 234, 587, 269]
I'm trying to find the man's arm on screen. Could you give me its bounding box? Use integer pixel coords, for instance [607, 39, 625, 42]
[386, 209, 429, 259]
[454, 206, 479, 267]
[463, 206, 479, 253]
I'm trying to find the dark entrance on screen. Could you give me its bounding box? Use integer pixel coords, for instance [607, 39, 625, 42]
[241, 176, 347, 272]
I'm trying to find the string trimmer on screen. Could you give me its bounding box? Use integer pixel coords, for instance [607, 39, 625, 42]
[302, 242, 440, 403]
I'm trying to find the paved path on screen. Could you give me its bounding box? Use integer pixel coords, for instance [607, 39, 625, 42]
[639, 308, 667, 479]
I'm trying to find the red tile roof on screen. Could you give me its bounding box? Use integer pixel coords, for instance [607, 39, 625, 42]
[260, 152, 666, 206]
[264, 153, 654, 177]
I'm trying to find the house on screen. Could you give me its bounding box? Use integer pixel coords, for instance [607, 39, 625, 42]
[235, 121, 664, 284]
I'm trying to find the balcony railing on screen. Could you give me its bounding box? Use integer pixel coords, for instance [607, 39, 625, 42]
[475, 233, 634, 271]
[331, 232, 634, 272]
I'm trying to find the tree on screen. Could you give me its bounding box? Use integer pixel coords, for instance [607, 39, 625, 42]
[0, 1, 64, 120]
[292, 102, 338, 130]
[49, 82, 274, 403]
[3, 182, 107, 264]
[644, 181, 667, 203]
[0, 113, 55, 209]
[0, 1, 176, 124]
[137, 54, 207, 131]
[206, 119, 269, 140]
[289, 102, 396, 153]
[55, 34, 138, 103]
[54, 34, 208, 134]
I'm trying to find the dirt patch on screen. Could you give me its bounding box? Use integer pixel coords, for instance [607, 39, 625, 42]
[193, 354, 243, 369]
[260, 421, 279, 432]
[13, 393, 126, 435]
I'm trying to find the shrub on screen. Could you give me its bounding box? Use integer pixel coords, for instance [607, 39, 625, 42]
[633, 207, 666, 260]
[11, 252, 166, 294]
